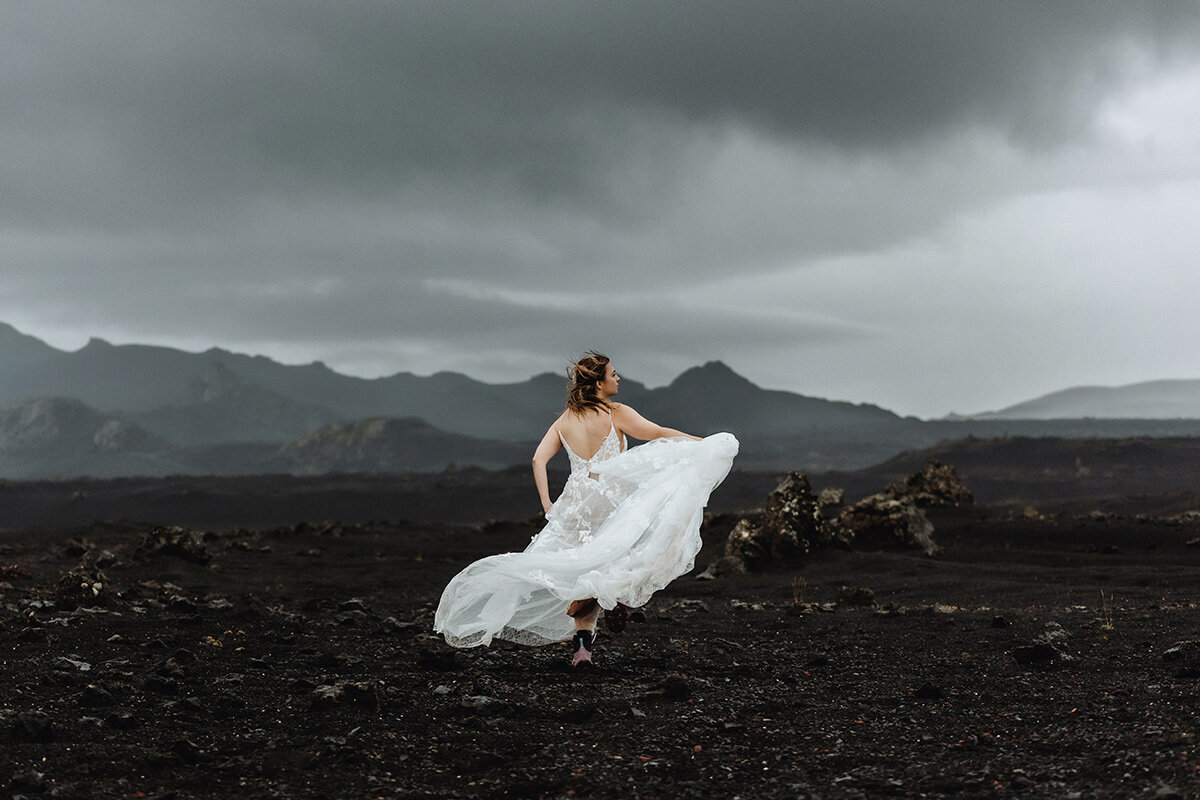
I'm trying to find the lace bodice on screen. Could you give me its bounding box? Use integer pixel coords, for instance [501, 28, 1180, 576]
[557, 421, 626, 476]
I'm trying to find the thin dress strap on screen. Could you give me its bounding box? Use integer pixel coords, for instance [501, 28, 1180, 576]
[558, 416, 617, 462]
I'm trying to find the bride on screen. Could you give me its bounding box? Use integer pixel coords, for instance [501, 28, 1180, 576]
[434, 352, 738, 667]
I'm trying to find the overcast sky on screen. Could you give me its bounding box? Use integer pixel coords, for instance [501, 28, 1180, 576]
[3, 2, 1200, 417]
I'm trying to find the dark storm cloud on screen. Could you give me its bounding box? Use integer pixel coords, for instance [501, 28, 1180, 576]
[5, 1, 1198, 222]
[3, 2, 1200, 409]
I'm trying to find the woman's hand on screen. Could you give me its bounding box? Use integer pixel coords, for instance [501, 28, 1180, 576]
[542, 501, 554, 515]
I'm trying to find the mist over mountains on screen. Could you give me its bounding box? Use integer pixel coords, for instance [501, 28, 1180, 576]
[2, 322, 1199, 479]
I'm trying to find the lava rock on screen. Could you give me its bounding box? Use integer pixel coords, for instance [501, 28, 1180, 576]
[714, 473, 852, 573]
[167, 595, 199, 615]
[696, 555, 747, 580]
[341, 681, 380, 710]
[0, 563, 32, 580]
[1161, 640, 1200, 661]
[461, 694, 506, 712]
[157, 657, 187, 679]
[166, 697, 204, 715]
[1162, 640, 1200, 678]
[882, 461, 974, 508]
[1012, 642, 1070, 667]
[77, 683, 115, 707]
[134, 526, 212, 565]
[839, 495, 939, 556]
[311, 683, 345, 709]
[52, 656, 92, 672]
[836, 586, 875, 607]
[54, 562, 108, 609]
[311, 681, 379, 711]
[640, 674, 691, 701]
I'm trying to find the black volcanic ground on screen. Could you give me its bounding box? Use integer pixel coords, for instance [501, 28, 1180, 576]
[4, 438, 1200, 799]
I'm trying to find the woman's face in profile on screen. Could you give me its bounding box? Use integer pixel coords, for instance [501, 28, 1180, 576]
[598, 363, 620, 397]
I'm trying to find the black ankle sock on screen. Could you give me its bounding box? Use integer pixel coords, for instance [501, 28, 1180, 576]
[572, 630, 594, 650]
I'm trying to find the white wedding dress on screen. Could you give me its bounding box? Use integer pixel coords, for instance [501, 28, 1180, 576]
[434, 423, 739, 647]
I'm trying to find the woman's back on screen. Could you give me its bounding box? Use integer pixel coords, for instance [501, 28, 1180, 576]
[557, 407, 619, 461]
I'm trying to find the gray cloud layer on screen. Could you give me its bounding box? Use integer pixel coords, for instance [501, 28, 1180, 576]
[3, 2, 1199, 414]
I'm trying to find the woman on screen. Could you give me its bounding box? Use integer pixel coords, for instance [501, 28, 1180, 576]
[434, 352, 738, 667]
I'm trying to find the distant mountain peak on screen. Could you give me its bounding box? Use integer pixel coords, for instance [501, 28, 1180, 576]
[82, 336, 114, 350]
[0, 396, 165, 453]
[669, 360, 758, 391]
[0, 322, 63, 370]
[969, 377, 1200, 420]
[0, 321, 52, 345]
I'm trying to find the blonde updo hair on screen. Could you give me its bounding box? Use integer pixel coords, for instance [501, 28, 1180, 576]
[565, 351, 612, 415]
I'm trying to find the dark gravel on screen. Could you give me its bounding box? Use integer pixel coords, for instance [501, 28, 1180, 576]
[3, 506, 1200, 799]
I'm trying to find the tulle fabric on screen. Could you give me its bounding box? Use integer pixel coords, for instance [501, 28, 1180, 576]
[434, 431, 739, 647]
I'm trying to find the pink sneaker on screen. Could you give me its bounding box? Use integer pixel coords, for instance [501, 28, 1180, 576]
[571, 630, 594, 668]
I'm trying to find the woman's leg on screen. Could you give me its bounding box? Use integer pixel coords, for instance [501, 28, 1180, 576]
[567, 598, 599, 622]
[573, 601, 600, 631]
[568, 598, 600, 667]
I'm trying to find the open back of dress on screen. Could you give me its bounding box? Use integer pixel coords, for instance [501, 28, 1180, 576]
[434, 430, 739, 647]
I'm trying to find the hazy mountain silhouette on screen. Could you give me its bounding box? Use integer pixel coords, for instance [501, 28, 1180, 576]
[823, 434, 1200, 506]
[631, 361, 901, 437]
[0, 322, 60, 373]
[0, 324, 896, 450]
[276, 417, 532, 473]
[5, 321, 1200, 479]
[0, 397, 178, 478]
[132, 362, 341, 446]
[965, 379, 1200, 420]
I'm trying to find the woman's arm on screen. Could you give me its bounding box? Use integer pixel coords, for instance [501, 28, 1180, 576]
[531, 421, 563, 513]
[611, 404, 700, 441]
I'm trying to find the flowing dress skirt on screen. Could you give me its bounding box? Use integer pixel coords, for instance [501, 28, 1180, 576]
[434, 432, 739, 647]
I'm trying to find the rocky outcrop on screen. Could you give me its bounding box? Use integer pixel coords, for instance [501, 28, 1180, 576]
[134, 526, 213, 565]
[704, 461, 972, 574]
[839, 461, 972, 556]
[882, 460, 974, 508]
[718, 472, 849, 570]
[54, 555, 109, 609]
[839, 494, 939, 555]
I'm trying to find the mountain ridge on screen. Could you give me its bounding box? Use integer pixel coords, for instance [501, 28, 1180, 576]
[963, 378, 1200, 420]
[0, 324, 897, 446]
[4, 321, 1200, 478]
